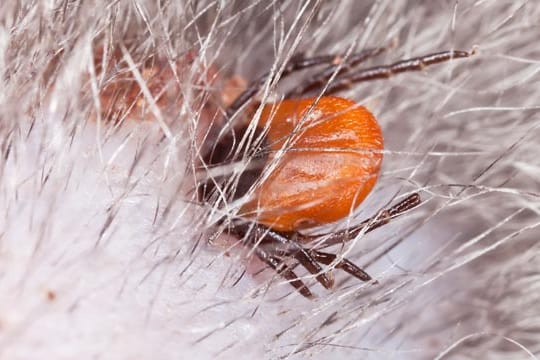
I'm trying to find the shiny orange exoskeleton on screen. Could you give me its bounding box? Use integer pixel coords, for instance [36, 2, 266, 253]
[239, 97, 383, 232]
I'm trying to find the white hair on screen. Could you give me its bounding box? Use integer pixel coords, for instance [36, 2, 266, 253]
[1, 1, 538, 359]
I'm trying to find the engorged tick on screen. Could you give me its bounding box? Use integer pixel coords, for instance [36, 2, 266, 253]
[198, 46, 474, 298]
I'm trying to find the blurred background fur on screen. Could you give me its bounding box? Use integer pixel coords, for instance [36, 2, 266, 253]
[0, 1, 539, 359]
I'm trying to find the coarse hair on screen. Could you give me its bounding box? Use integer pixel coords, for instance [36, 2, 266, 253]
[0, 1, 538, 359]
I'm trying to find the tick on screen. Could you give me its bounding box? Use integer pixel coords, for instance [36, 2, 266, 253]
[198, 46, 474, 298]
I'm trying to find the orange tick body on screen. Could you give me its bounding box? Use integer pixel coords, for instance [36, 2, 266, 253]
[89, 44, 471, 297]
[240, 96, 383, 232]
[199, 47, 472, 297]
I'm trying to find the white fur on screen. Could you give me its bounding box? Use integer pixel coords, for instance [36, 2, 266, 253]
[1, 1, 539, 359]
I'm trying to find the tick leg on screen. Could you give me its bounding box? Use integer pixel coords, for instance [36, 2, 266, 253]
[260, 230, 335, 290]
[298, 49, 475, 96]
[232, 222, 334, 296]
[309, 250, 372, 282]
[253, 245, 313, 298]
[289, 194, 421, 288]
[284, 247, 335, 289]
[315, 193, 422, 248]
[287, 48, 389, 97]
[227, 194, 420, 297]
[275, 246, 371, 289]
[226, 47, 385, 118]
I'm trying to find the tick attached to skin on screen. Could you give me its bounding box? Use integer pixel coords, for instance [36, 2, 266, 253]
[198, 47, 474, 298]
